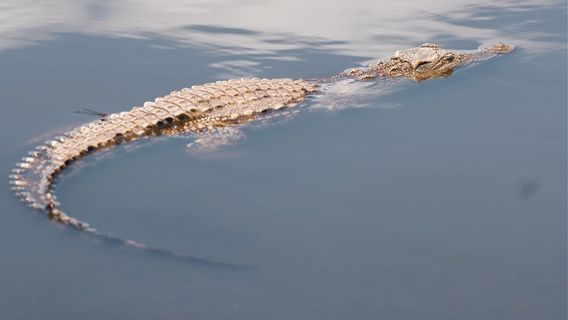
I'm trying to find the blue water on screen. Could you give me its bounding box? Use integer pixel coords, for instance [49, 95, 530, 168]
[0, 1, 566, 319]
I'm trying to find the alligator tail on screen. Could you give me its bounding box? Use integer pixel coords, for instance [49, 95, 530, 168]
[9, 145, 244, 269]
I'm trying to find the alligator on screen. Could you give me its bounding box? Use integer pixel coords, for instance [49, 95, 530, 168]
[9, 42, 513, 265]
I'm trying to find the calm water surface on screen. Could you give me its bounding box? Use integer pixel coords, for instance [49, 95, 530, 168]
[0, 0, 566, 319]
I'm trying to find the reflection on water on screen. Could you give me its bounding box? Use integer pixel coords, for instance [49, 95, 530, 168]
[0, 0, 565, 319]
[0, 0, 563, 58]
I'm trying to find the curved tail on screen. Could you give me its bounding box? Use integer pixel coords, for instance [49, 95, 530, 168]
[10, 145, 246, 269]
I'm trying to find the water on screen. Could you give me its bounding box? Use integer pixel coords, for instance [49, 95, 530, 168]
[0, 0, 566, 319]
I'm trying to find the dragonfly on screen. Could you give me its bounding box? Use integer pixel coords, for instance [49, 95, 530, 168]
[74, 108, 108, 120]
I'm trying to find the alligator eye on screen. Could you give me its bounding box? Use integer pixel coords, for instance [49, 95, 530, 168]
[443, 56, 455, 62]
[415, 61, 429, 69]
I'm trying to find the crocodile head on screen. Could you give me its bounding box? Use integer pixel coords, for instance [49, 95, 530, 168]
[343, 42, 513, 81]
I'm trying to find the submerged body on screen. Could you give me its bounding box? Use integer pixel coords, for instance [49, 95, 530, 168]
[10, 43, 513, 260]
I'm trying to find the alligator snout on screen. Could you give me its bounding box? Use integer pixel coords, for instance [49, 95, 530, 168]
[480, 42, 514, 54]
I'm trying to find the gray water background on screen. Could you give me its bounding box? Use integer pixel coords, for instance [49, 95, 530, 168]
[0, 1, 566, 319]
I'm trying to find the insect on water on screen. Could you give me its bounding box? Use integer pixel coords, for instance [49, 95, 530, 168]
[74, 108, 109, 119]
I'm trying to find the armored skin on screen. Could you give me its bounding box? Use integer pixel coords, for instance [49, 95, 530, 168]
[339, 42, 513, 81]
[9, 43, 513, 260]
